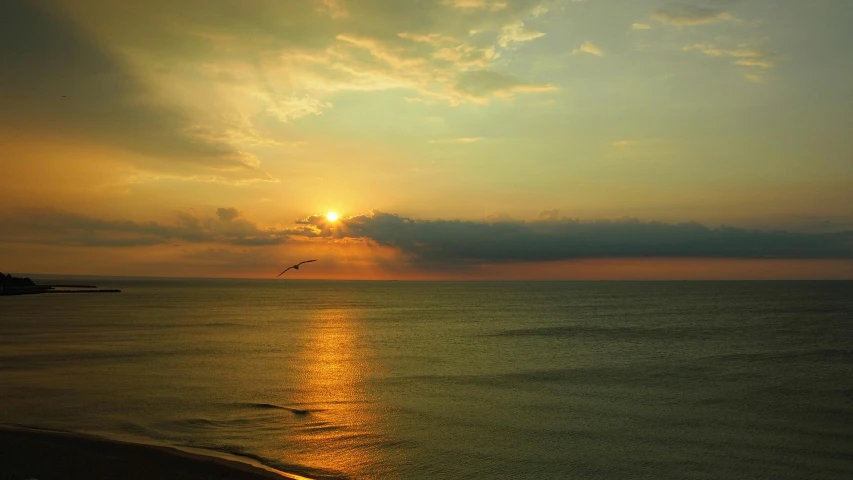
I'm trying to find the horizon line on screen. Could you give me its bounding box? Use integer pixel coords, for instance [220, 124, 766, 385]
[9, 272, 853, 282]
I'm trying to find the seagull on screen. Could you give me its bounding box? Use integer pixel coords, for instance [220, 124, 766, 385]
[277, 259, 317, 277]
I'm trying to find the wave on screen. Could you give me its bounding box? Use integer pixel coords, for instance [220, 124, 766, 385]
[240, 402, 316, 415]
[705, 348, 853, 364]
[388, 345, 853, 389]
[165, 417, 255, 430]
[765, 304, 853, 315]
[491, 324, 694, 339]
[297, 422, 344, 434]
[0, 347, 211, 370]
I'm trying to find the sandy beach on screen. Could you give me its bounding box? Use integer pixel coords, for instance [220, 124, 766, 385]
[0, 426, 312, 480]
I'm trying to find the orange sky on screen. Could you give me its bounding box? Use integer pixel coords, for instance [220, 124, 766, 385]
[1, 1, 851, 280]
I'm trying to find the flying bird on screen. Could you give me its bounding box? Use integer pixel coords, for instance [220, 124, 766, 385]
[277, 260, 317, 277]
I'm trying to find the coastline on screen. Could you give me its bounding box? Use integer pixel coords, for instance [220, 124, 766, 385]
[0, 425, 314, 480]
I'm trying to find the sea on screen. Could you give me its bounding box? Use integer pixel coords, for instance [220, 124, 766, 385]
[1, 278, 852, 479]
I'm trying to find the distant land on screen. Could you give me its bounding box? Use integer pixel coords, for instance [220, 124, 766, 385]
[0, 272, 120, 296]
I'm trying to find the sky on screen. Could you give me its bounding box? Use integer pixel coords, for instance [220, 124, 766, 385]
[1, 0, 852, 280]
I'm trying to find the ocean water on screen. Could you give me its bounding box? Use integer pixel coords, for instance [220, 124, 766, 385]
[1, 279, 851, 479]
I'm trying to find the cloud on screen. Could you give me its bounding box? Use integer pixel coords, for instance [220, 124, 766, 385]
[684, 44, 760, 59]
[4, 208, 288, 247]
[323, 15, 554, 104]
[652, 4, 736, 27]
[684, 43, 774, 81]
[335, 34, 430, 70]
[744, 73, 764, 83]
[454, 70, 558, 101]
[216, 207, 241, 222]
[324, 211, 853, 265]
[531, 4, 550, 16]
[572, 41, 604, 57]
[7, 209, 853, 267]
[498, 20, 546, 48]
[318, 0, 349, 19]
[48, 0, 558, 109]
[429, 137, 485, 144]
[263, 94, 333, 123]
[442, 0, 508, 12]
[0, 1, 275, 183]
[1, 0, 563, 198]
[398, 32, 458, 45]
[537, 210, 563, 221]
[432, 43, 498, 69]
[733, 57, 774, 69]
[632, 23, 653, 30]
[486, 212, 516, 222]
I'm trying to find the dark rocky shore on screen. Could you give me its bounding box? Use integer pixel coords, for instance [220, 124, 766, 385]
[0, 272, 121, 296]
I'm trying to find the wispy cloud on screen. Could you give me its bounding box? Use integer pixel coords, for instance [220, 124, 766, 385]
[429, 137, 485, 144]
[733, 57, 774, 69]
[684, 43, 775, 81]
[744, 73, 764, 83]
[572, 41, 604, 57]
[453, 70, 558, 102]
[433, 43, 498, 69]
[0, 2, 276, 184]
[36, 0, 561, 150]
[398, 32, 458, 45]
[263, 94, 333, 122]
[652, 4, 737, 27]
[442, 0, 508, 12]
[305, 4, 558, 105]
[317, 0, 348, 19]
[498, 20, 546, 48]
[632, 23, 653, 30]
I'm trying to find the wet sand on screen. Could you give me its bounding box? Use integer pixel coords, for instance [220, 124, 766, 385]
[0, 426, 313, 480]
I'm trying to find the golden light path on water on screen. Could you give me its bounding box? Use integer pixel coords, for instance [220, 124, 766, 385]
[284, 306, 392, 478]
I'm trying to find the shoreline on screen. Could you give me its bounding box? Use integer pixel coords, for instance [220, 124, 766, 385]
[0, 424, 315, 480]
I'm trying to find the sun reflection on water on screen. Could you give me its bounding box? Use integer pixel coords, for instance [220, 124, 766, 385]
[285, 307, 393, 478]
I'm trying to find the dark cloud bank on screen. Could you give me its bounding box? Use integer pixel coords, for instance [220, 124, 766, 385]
[5, 209, 288, 247]
[5, 210, 851, 265]
[334, 212, 853, 264]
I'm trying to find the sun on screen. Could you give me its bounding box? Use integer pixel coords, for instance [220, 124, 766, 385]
[326, 211, 339, 222]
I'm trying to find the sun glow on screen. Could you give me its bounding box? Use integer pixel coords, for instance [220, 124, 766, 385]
[327, 211, 339, 222]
